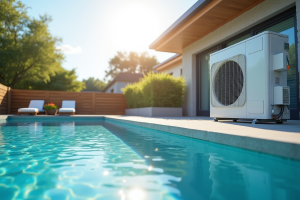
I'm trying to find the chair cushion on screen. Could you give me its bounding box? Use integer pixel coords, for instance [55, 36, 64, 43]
[28, 100, 45, 112]
[62, 100, 76, 109]
[59, 108, 76, 113]
[18, 108, 38, 112]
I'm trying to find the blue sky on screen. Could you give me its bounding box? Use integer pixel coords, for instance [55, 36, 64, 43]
[21, 0, 197, 81]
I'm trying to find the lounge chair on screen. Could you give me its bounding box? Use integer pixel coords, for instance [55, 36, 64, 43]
[18, 100, 45, 116]
[59, 100, 76, 115]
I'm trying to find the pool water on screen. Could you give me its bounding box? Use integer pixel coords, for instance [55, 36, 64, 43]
[0, 120, 299, 200]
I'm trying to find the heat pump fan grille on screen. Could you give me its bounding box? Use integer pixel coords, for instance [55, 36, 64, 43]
[214, 60, 244, 106]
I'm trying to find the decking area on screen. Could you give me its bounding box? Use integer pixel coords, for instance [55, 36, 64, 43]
[1, 115, 299, 160]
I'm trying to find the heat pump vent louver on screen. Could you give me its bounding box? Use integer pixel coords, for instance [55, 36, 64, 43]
[211, 54, 246, 107]
[283, 87, 289, 104]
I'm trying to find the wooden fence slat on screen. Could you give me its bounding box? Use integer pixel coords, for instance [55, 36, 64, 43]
[7, 87, 11, 114]
[92, 93, 95, 114]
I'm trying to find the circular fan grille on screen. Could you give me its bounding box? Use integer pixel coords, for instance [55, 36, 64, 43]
[213, 60, 244, 106]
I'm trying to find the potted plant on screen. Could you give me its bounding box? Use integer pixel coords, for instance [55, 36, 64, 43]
[44, 103, 58, 115]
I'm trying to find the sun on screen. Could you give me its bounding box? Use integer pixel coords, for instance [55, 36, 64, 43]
[108, 1, 161, 52]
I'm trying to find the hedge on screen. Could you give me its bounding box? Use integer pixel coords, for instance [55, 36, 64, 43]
[122, 72, 186, 108]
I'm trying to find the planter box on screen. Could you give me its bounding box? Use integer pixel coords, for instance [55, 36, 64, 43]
[125, 108, 139, 116]
[125, 107, 182, 117]
[45, 109, 58, 115]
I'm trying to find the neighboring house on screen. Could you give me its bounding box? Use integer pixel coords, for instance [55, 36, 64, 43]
[150, 0, 300, 120]
[153, 54, 182, 77]
[102, 73, 144, 93]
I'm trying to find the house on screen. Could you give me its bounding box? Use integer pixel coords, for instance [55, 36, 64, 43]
[153, 54, 182, 77]
[102, 73, 144, 93]
[150, 0, 300, 120]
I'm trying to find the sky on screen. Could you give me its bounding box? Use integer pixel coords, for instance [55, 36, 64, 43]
[21, 0, 197, 81]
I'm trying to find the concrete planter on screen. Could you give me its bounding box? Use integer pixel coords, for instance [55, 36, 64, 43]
[125, 107, 182, 117]
[125, 108, 139, 116]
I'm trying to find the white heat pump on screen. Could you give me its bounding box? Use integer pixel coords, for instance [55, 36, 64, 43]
[210, 31, 290, 124]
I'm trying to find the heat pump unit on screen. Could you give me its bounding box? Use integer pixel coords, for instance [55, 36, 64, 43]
[210, 31, 290, 124]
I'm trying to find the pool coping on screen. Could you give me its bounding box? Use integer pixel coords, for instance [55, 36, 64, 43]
[104, 116, 300, 161]
[1, 115, 300, 160]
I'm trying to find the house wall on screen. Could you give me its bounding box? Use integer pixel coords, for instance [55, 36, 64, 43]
[158, 62, 182, 77]
[182, 0, 299, 116]
[105, 81, 134, 94]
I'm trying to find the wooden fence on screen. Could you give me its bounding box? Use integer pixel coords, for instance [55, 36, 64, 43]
[0, 88, 127, 115]
[0, 84, 11, 114]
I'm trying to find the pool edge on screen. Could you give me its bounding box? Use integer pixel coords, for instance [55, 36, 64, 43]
[104, 116, 300, 161]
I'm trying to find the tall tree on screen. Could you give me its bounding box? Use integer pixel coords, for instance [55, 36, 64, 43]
[0, 0, 64, 88]
[105, 51, 158, 81]
[82, 77, 107, 91]
[16, 67, 85, 92]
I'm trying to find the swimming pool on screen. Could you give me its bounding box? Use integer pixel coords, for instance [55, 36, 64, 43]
[0, 119, 299, 200]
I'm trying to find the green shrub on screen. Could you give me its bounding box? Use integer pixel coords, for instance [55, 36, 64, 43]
[122, 72, 186, 108]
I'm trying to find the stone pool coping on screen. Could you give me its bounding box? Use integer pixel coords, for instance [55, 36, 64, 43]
[106, 116, 300, 160]
[1, 115, 300, 160]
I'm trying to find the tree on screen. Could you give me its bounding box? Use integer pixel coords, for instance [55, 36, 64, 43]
[139, 52, 159, 74]
[82, 77, 107, 91]
[0, 0, 64, 88]
[16, 67, 85, 92]
[105, 51, 158, 81]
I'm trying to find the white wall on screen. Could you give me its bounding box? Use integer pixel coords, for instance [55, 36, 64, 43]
[181, 0, 299, 116]
[159, 62, 182, 77]
[105, 81, 134, 93]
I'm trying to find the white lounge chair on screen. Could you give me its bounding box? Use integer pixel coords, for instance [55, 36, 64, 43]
[18, 100, 45, 116]
[59, 100, 76, 115]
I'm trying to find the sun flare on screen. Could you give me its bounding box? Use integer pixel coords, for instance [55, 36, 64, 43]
[109, 1, 161, 51]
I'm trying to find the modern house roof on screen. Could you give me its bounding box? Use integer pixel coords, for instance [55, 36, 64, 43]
[150, 0, 265, 53]
[153, 54, 182, 71]
[102, 73, 144, 92]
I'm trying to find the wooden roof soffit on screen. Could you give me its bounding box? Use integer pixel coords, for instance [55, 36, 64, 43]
[150, 0, 265, 54]
[155, 55, 182, 71]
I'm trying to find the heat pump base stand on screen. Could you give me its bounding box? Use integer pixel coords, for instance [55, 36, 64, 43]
[213, 118, 238, 122]
[213, 118, 286, 124]
[251, 119, 287, 124]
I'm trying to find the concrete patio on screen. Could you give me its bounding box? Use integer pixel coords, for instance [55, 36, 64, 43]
[1, 115, 300, 160]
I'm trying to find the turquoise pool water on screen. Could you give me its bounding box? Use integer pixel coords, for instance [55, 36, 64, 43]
[0, 119, 299, 200]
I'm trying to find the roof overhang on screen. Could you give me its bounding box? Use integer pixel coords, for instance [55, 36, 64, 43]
[150, 0, 265, 53]
[153, 54, 182, 71]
